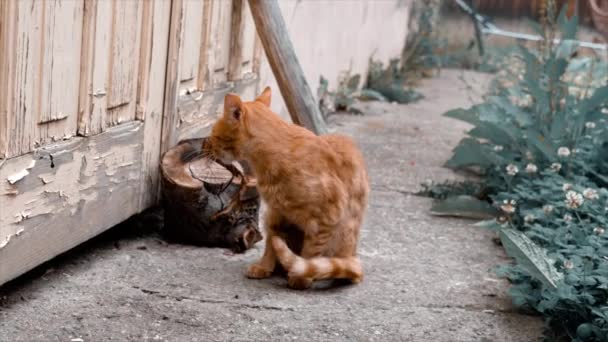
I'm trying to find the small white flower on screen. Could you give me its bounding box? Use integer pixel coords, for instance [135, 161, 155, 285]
[585, 122, 596, 129]
[543, 205, 554, 214]
[525, 151, 534, 160]
[594, 227, 605, 235]
[563, 260, 574, 269]
[583, 188, 599, 200]
[564, 214, 573, 222]
[557, 147, 571, 157]
[565, 190, 584, 209]
[525, 163, 538, 174]
[500, 199, 517, 214]
[551, 163, 562, 172]
[496, 216, 508, 224]
[524, 214, 535, 223]
[562, 183, 573, 191]
[493, 145, 504, 152]
[602, 108, 608, 115]
[506, 164, 519, 176]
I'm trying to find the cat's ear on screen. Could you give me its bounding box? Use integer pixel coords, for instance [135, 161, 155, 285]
[255, 86, 271, 107]
[224, 93, 243, 121]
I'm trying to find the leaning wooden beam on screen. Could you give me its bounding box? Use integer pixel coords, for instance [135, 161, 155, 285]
[248, 0, 328, 135]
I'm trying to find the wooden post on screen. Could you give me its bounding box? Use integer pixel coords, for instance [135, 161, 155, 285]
[248, 0, 328, 135]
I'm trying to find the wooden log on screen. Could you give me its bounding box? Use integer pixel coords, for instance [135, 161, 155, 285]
[248, 0, 328, 135]
[160, 138, 262, 253]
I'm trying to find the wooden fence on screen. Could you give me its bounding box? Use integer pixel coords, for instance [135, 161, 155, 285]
[0, 0, 262, 286]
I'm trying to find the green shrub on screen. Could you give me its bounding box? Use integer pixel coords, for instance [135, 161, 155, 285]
[429, 7, 608, 341]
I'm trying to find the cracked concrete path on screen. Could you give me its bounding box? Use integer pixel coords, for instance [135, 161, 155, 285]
[0, 70, 543, 342]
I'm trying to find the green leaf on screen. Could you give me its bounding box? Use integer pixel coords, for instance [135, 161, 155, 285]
[489, 96, 533, 127]
[444, 138, 494, 169]
[358, 89, 387, 102]
[557, 5, 578, 40]
[578, 85, 608, 116]
[499, 228, 564, 289]
[444, 107, 480, 125]
[474, 219, 504, 230]
[519, 45, 548, 110]
[430, 195, 499, 219]
[347, 74, 361, 90]
[468, 122, 515, 146]
[526, 129, 556, 162]
[555, 40, 579, 60]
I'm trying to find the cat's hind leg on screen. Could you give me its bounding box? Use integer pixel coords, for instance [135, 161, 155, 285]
[246, 207, 282, 279]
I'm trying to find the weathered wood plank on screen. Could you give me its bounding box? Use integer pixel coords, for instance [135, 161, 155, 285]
[137, 0, 172, 209]
[0, 121, 145, 286]
[161, 0, 185, 154]
[0, 0, 16, 158]
[196, 0, 214, 91]
[78, 0, 112, 136]
[248, 0, 328, 135]
[210, 0, 232, 86]
[178, 0, 204, 88]
[77, 0, 96, 136]
[37, 0, 84, 143]
[252, 30, 263, 76]
[227, 0, 244, 81]
[107, 0, 142, 126]
[240, 0, 257, 75]
[6, 0, 42, 157]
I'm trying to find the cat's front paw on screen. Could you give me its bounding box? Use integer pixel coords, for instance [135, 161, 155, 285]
[246, 263, 273, 279]
[287, 275, 313, 290]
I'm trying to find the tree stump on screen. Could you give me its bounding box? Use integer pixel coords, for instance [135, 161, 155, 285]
[160, 138, 262, 253]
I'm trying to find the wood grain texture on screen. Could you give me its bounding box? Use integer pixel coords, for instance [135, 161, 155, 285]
[78, 0, 112, 136]
[210, 0, 233, 85]
[0, 0, 16, 158]
[248, 0, 328, 135]
[6, 0, 42, 157]
[37, 0, 84, 145]
[178, 0, 204, 88]
[107, 0, 142, 126]
[0, 121, 145, 286]
[137, 0, 172, 209]
[161, 0, 185, 154]
[227, 0, 244, 81]
[77, 0, 97, 136]
[240, 0, 258, 75]
[197, 0, 214, 91]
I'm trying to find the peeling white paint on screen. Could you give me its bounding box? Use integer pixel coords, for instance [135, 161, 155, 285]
[7, 169, 30, 185]
[0, 236, 10, 249]
[0, 229, 24, 250]
[7, 160, 36, 184]
[39, 174, 55, 184]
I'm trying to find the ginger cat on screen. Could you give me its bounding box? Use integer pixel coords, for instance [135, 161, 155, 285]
[204, 87, 369, 289]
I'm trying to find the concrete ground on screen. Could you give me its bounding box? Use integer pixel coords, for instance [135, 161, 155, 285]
[0, 70, 543, 342]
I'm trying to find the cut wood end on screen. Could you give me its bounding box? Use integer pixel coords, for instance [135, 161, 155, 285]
[161, 138, 237, 189]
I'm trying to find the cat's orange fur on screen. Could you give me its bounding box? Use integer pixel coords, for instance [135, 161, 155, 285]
[204, 87, 369, 289]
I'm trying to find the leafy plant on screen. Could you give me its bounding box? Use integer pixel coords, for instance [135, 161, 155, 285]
[400, 0, 445, 81]
[317, 72, 364, 117]
[426, 6, 608, 341]
[365, 58, 424, 104]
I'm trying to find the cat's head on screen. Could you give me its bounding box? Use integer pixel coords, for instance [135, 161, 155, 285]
[203, 86, 272, 163]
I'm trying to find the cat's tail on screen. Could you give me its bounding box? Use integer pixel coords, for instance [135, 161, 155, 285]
[270, 236, 363, 283]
